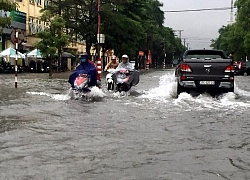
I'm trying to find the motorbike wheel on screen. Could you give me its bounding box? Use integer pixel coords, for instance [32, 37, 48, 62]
[107, 82, 112, 90]
[117, 85, 123, 92]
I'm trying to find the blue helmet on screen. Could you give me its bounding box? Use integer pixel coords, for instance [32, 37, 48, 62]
[79, 53, 88, 63]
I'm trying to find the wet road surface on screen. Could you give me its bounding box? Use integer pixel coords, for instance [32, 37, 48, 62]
[0, 70, 250, 180]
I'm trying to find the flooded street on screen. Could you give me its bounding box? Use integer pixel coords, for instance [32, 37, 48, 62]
[0, 70, 250, 180]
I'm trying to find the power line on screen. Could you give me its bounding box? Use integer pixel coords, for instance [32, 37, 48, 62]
[183, 37, 214, 40]
[163, 7, 236, 13]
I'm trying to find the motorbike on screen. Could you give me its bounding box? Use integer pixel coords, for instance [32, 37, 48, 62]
[72, 74, 92, 99]
[116, 69, 133, 93]
[106, 68, 116, 91]
[114, 68, 140, 95]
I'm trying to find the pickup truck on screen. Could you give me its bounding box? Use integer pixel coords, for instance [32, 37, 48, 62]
[175, 49, 234, 96]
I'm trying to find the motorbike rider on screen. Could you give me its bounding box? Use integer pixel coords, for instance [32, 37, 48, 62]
[113, 54, 139, 87]
[116, 54, 134, 71]
[68, 53, 101, 88]
[104, 55, 119, 71]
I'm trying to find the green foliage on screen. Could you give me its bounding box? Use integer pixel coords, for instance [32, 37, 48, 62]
[211, 0, 250, 60]
[0, 1, 17, 31]
[42, 0, 184, 62]
[36, 11, 69, 57]
[0, 0, 17, 11]
[36, 30, 57, 57]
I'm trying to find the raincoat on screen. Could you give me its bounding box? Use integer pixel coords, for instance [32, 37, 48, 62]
[68, 60, 99, 88]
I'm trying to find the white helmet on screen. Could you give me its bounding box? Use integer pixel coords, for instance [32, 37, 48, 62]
[122, 54, 129, 59]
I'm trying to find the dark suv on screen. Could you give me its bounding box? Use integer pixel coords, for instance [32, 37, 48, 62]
[234, 61, 250, 76]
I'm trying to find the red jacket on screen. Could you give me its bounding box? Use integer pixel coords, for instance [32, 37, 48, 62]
[89, 60, 101, 81]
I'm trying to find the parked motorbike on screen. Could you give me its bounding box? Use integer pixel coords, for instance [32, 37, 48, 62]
[106, 68, 116, 91]
[29, 60, 36, 73]
[42, 61, 50, 73]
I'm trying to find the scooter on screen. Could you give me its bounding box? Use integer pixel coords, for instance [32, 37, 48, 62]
[72, 74, 91, 99]
[106, 68, 116, 91]
[116, 69, 132, 93]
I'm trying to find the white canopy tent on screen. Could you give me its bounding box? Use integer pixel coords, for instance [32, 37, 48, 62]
[26, 49, 42, 58]
[0, 47, 25, 59]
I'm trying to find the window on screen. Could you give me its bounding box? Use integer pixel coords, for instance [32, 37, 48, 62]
[37, 0, 42, 6]
[44, 0, 50, 7]
[30, 0, 35, 4]
[36, 20, 43, 33]
[29, 17, 36, 35]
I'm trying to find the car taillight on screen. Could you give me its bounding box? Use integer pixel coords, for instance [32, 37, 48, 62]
[181, 76, 186, 80]
[180, 64, 192, 72]
[225, 65, 235, 73]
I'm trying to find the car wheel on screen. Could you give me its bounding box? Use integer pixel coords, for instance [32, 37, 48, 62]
[228, 87, 234, 93]
[177, 82, 185, 97]
[244, 72, 248, 76]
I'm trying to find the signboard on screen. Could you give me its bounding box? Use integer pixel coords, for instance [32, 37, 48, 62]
[0, 10, 26, 34]
[0, 10, 26, 24]
[10, 11, 26, 24]
[10, 29, 25, 44]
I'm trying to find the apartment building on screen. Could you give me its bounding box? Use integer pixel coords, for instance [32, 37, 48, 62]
[0, 0, 86, 54]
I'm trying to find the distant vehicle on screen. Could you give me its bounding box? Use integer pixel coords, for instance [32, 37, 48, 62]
[175, 49, 234, 97]
[172, 59, 180, 66]
[234, 61, 250, 76]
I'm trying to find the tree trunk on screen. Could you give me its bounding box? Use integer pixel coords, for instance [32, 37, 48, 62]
[49, 55, 52, 79]
[86, 40, 91, 56]
[58, 48, 62, 72]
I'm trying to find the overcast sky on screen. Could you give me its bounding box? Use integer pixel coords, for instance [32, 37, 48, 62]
[160, 0, 235, 49]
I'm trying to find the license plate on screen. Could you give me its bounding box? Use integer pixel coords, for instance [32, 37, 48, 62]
[199, 81, 215, 85]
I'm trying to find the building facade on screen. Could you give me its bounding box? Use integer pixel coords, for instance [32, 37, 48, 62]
[0, 0, 86, 54]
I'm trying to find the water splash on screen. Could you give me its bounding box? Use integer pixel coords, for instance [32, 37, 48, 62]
[27, 91, 71, 101]
[140, 72, 177, 101]
[27, 86, 105, 101]
[235, 83, 250, 97]
[140, 73, 250, 110]
[88, 86, 106, 98]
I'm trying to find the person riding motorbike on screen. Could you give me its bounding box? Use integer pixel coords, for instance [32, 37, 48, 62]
[113, 54, 139, 89]
[116, 54, 134, 71]
[104, 55, 119, 71]
[68, 53, 101, 88]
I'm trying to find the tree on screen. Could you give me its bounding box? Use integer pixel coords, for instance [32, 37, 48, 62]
[36, 10, 69, 78]
[211, 0, 250, 60]
[42, 0, 185, 68]
[0, 0, 17, 32]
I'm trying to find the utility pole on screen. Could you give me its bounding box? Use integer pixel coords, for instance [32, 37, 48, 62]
[228, 0, 234, 24]
[174, 30, 184, 39]
[183, 38, 186, 48]
[186, 43, 189, 50]
[163, 38, 166, 67]
[58, 0, 62, 72]
[174, 30, 184, 46]
[97, 0, 102, 78]
[15, 30, 18, 88]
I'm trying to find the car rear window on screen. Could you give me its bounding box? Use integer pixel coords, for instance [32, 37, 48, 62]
[184, 50, 227, 59]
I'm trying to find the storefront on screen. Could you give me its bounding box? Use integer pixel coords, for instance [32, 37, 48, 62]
[0, 10, 27, 53]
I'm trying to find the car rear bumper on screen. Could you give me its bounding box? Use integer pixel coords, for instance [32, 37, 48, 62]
[179, 80, 234, 89]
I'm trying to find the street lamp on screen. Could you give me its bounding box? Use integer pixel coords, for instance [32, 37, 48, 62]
[97, 34, 105, 70]
[97, 34, 105, 44]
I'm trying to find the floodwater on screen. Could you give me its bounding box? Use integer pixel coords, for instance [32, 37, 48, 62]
[0, 70, 250, 180]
